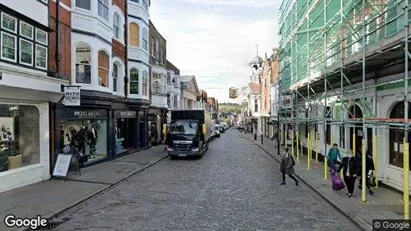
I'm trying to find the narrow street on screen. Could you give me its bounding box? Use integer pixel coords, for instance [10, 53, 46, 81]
[51, 130, 359, 230]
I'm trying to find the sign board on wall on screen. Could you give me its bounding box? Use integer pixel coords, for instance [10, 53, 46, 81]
[63, 86, 81, 106]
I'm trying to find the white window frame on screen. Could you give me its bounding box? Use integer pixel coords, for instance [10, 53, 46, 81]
[1, 32, 17, 62]
[143, 70, 148, 96]
[112, 63, 118, 92]
[19, 38, 33, 66]
[1, 13, 17, 33]
[113, 13, 120, 39]
[98, 54, 110, 87]
[98, 0, 109, 21]
[142, 28, 148, 51]
[20, 21, 33, 39]
[142, 0, 148, 10]
[35, 44, 48, 70]
[35, 28, 48, 45]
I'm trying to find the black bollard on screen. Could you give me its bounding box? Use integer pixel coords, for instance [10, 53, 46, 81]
[261, 134, 263, 144]
[254, 134, 257, 140]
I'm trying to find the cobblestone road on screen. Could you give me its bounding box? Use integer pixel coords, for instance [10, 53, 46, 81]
[51, 130, 359, 231]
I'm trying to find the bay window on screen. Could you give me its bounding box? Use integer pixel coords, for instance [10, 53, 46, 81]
[20, 39, 33, 66]
[113, 63, 118, 92]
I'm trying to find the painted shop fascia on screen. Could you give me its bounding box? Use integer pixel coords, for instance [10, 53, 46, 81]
[53, 89, 151, 169]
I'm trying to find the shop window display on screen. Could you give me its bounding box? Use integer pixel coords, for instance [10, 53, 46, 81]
[0, 105, 40, 172]
[60, 119, 107, 165]
[115, 118, 137, 154]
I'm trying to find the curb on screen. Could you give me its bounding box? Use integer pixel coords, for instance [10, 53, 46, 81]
[242, 136, 368, 231]
[21, 154, 169, 231]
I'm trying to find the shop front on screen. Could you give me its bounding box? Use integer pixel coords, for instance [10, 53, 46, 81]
[147, 107, 167, 146]
[114, 110, 138, 155]
[54, 107, 110, 167]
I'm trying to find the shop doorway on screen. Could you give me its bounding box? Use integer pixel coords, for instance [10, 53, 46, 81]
[115, 118, 137, 154]
[349, 104, 363, 153]
[389, 101, 411, 168]
[139, 121, 146, 149]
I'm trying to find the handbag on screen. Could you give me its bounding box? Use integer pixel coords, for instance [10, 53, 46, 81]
[368, 174, 376, 187]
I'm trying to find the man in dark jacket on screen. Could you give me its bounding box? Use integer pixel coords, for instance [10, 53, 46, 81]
[356, 149, 375, 195]
[338, 151, 359, 197]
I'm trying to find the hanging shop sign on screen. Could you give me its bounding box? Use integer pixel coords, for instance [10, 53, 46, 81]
[229, 87, 239, 99]
[115, 111, 137, 118]
[63, 86, 81, 106]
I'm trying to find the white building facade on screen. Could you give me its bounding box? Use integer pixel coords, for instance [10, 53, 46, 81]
[0, 1, 68, 192]
[245, 55, 263, 133]
[166, 60, 181, 111]
[180, 76, 200, 110]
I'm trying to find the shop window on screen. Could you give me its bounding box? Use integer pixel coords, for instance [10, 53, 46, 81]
[113, 13, 120, 39]
[142, 70, 148, 96]
[129, 23, 139, 47]
[98, 50, 109, 87]
[60, 119, 107, 165]
[0, 105, 40, 173]
[142, 27, 148, 51]
[75, 0, 91, 10]
[98, 0, 109, 21]
[130, 68, 139, 94]
[75, 44, 91, 84]
[112, 63, 118, 92]
[389, 101, 411, 169]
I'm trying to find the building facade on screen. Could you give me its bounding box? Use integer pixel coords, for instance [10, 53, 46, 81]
[199, 89, 208, 110]
[269, 48, 279, 138]
[278, 0, 411, 192]
[166, 60, 181, 111]
[180, 75, 200, 109]
[246, 55, 263, 133]
[0, 0, 69, 192]
[148, 20, 167, 145]
[260, 52, 272, 138]
[53, 0, 151, 172]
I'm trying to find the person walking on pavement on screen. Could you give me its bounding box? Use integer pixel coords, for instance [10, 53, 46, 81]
[357, 149, 375, 195]
[338, 151, 359, 197]
[280, 148, 299, 186]
[253, 127, 257, 140]
[327, 143, 342, 168]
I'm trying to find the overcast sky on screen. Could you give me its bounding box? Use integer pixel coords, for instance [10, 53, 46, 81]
[150, 0, 280, 103]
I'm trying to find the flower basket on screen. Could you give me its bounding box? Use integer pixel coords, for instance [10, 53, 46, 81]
[8, 154, 22, 169]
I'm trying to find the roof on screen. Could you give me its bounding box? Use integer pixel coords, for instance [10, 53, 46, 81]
[166, 60, 180, 75]
[249, 55, 263, 65]
[181, 75, 194, 82]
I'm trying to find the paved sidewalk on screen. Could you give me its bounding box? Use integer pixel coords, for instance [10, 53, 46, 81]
[240, 132, 406, 231]
[0, 145, 168, 231]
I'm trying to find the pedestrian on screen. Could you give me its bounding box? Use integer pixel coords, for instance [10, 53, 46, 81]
[338, 151, 359, 197]
[327, 143, 342, 168]
[273, 131, 278, 148]
[357, 149, 375, 195]
[253, 128, 257, 140]
[280, 148, 299, 186]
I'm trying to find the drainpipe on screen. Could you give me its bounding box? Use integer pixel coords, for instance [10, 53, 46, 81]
[124, 2, 129, 98]
[56, 0, 60, 78]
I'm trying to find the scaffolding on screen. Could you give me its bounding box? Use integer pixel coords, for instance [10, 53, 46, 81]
[278, 0, 411, 212]
[279, 0, 411, 147]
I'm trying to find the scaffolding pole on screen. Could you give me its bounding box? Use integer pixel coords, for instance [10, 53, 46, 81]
[403, 0, 409, 219]
[360, 0, 368, 203]
[323, 0, 328, 177]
